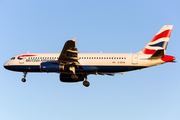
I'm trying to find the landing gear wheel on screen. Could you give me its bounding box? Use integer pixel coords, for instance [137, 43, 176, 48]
[21, 78, 26, 82]
[83, 81, 90, 87]
[21, 72, 27, 82]
[71, 74, 78, 80]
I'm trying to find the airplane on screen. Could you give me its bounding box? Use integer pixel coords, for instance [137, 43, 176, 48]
[4, 25, 176, 87]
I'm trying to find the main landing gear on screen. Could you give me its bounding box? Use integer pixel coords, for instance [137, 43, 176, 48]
[71, 74, 90, 87]
[69, 66, 90, 87]
[21, 72, 27, 82]
[83, 75, 90, 87]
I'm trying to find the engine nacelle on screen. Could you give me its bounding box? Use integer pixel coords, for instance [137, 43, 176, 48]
[40, 62, 60, 72]
[60, 74, 84, 82]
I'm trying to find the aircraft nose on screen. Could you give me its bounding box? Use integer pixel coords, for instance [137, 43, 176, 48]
[4, 62, 9, 69]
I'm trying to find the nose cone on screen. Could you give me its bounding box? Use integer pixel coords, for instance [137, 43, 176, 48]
[4, 61, 9, 70]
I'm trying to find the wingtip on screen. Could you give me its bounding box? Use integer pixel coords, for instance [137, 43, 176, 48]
[72, 37, 77, 42]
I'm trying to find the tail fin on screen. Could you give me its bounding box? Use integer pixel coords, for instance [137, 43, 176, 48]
[139, 25, 173, 55]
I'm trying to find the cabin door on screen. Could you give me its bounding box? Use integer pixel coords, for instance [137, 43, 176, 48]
[132, 54, 138, 64]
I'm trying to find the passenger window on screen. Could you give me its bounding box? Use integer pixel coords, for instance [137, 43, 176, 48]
[114, 57, 116, 59]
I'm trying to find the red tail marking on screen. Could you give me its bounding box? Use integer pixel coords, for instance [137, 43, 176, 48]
[150, 29, 172, 42]
[142, 48, 156, 54]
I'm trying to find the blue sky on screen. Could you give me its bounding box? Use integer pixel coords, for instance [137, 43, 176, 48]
[0, 0, 180, 120]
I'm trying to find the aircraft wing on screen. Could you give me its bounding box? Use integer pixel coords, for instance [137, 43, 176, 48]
[58, 38, 83, 68]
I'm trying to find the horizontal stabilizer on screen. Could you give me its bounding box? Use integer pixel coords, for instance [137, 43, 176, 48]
[169, 61, 177, 63]
[149, 49, 164, 59]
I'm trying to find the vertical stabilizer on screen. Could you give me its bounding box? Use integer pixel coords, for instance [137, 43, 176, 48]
[139, 25, 173, 55]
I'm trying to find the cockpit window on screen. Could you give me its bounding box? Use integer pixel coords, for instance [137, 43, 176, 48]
[11, 57, 15, 60]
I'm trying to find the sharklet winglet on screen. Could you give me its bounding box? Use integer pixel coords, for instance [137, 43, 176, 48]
[72, 37, 77, 42]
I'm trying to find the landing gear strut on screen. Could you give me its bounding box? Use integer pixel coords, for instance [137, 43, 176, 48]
[71, 74, 78, 80]
[70, 66, 78, 80]
[83, 75, 90, 87]
[21, 72, 27, 82]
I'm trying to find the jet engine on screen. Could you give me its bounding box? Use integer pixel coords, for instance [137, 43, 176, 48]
[60, 74, 84, 82]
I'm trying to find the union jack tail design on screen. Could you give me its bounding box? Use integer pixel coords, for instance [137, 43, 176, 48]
[139, 25, 173, 55]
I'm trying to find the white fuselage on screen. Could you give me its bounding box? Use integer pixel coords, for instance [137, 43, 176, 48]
[4, 53, 165, 74]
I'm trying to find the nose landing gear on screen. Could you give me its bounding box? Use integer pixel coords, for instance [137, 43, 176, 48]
[21, 72, 27, 82]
